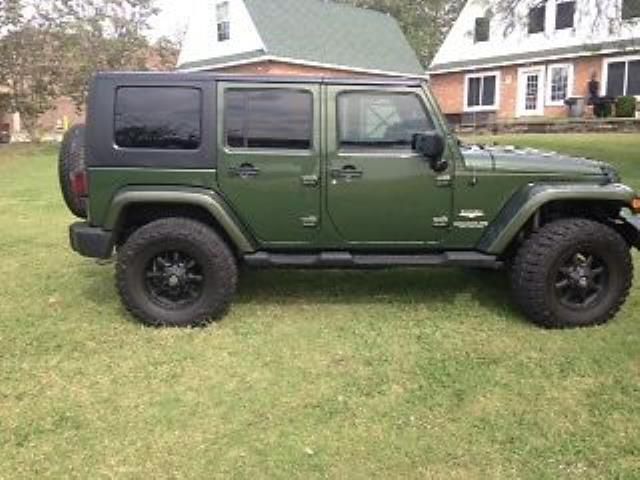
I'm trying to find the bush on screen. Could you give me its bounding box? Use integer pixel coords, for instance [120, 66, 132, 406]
[616, 96, 637, 118]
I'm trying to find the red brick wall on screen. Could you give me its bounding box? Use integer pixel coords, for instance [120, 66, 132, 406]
[217, 60, 376, 77]
[430, 54, 607, 121]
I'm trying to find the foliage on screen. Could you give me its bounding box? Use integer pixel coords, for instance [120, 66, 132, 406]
[616, 96, 637, 118]
[0, 0, 177, 137]
[0, 136, 640, 477]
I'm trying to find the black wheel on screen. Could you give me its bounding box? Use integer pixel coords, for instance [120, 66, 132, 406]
[511, 218, 633, 329]
[116, 218, 238, 328]
[58, 124, 87, 218]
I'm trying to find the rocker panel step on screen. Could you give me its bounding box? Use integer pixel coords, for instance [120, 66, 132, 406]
[243, 251, 502, 269]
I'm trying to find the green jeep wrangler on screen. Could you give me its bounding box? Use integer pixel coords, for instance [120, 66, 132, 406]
[60, 72, 640, 329]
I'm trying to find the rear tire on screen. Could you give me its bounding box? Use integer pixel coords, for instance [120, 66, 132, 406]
[58, 124, 87, 218]
[510, 218, 633, 329]
[116, 218, 238, 328]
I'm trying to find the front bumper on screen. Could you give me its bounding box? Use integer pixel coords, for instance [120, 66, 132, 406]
[69, 222, 114, 259]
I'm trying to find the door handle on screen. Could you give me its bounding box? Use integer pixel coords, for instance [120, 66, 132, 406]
[331, 165, 363, 181]
[229, 163, 260, 179]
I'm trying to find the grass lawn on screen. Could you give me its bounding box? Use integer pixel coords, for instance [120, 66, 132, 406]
[0, 135, 639, 479]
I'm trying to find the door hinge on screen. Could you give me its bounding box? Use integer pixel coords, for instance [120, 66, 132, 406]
[301, 216, 319, 228]
[436, 174, 453, 187]
[432, 216, 450, 228]
[301, 175, 320, 187]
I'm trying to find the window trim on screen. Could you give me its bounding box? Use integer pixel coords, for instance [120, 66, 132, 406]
[335, 90, 434, 154]
[223, 87, 315, 152]
[463, 71, 501, 113]
[113, 86, 204, 152]
[546, 63, 574, 106]
[555, 0, 576, 30]
[602, 55, 640, 98]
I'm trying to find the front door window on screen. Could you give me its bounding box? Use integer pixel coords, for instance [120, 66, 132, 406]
[518, 67, 545, 116]
[525, 74, 540, 111]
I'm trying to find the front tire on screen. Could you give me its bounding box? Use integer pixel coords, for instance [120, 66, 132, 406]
[116, 218, 238, 328]
[510, 218, 633, 329]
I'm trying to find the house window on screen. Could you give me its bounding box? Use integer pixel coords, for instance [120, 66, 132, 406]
[115, 87, 202, 150]
[547, 64, 572, 105]
[528, 4, 546, 34]
[555, 1, 575, 29]
[474, 17, 490, 42]
[465, 73, 499, 111]
[606, 58, 640, 97]
[216, 1, 230, 42]
[337, 92, 434, 151]
[224, 89, 313, 150]
[622, 0, 640, 20]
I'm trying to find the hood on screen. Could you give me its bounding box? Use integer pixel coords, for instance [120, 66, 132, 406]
[462, 145, 618, 180]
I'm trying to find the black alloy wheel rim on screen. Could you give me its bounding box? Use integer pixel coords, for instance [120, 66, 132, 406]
[553, 251, 609, 310]
[145, 251, 205, 308]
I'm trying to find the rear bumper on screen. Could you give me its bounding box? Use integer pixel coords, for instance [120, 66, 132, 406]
[69, 222, 114, 259]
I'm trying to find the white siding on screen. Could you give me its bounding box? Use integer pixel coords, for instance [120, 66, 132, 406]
[178, 0, 265, 69]
[432, 0, 640, 71]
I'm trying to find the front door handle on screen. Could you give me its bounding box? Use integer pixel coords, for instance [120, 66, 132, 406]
[331, 165, 363, 181]
[229, 163, 261, 179]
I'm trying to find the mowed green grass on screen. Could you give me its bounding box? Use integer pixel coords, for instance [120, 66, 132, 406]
[0, 136, 639, 479]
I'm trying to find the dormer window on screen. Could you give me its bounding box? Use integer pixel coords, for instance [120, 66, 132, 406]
[217, 1, 230, 42]
[622, 0, 640, 20]
[555, 1, 575, 29]
[528, 4, 546, 34]
[474, 17, 490, 42]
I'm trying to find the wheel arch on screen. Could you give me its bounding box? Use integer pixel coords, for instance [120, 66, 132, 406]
[105, 188, 257, 255]
[478, 183, 637, 256]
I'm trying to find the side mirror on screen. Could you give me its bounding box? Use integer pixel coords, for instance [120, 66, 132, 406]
[413, 132, 449, 172]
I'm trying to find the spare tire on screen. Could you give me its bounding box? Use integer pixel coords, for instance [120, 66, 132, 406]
[59, 124, 88, 218]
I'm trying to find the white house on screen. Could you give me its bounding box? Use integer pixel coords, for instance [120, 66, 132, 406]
[178, 0, 425, 78]
[429, 0, 640, 124]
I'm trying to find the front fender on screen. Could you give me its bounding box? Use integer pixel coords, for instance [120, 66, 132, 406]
[104, 186, 257, 253]
[478, 183, 636, 255]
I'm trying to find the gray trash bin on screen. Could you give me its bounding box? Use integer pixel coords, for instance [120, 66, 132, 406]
[565, 97, 585, 118]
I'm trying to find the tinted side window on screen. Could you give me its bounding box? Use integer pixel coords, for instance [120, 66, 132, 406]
[338, 92, 434, 151]
[224, 89, 313, 150]
[115, 87, 202, 150]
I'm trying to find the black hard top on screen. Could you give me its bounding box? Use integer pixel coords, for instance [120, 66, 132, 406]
[94, 71, 426, 87]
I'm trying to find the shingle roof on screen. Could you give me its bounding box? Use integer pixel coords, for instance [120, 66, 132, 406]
[181, 0, 425, 77]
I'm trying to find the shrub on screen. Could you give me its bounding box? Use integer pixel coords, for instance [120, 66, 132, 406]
[616, 96, 637, 118]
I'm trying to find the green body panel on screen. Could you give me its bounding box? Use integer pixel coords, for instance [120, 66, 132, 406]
[216, 82, 322, 246]
[478, 183, 636, 254]
[86, 81, 639, 257]
[323, 85, 453, 246]
[88, 169, 219, 226]
[89, 175, 256, 253]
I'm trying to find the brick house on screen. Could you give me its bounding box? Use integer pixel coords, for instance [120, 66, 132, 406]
[178, 0, 424, 78]
[429, 0, 640, 126]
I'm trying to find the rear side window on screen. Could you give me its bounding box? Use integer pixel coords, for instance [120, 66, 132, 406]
[115, 87, 202, 150]
[224, 89, 313, 150]
[338, 92, 434, 151]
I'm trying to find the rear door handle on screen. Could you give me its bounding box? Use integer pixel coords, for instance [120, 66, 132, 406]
[331, 165, 363, 181]
[229, 163, 260, 179]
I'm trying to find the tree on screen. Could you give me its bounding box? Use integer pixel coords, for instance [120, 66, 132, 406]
[0, 0, 160, 137]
